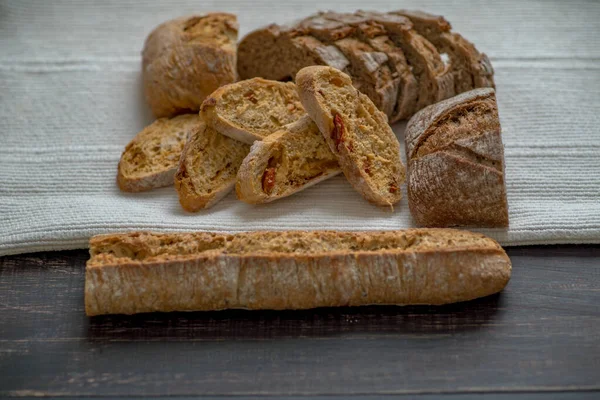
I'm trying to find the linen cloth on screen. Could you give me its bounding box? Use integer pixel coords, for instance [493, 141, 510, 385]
[1, 0, 599, 256]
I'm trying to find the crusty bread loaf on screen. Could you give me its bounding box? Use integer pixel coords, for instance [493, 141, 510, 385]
[391, 10, 495, 93]
[236, 115, 341, 204]
[174, 123, 250, 211]
[405, 88, 508, 227]
[117, 114, 204, 192]
[142, 13, 238, 118]
[200, 78, 305, 144]
[238, 10, 475, 121]
[296, 66, 405, 207]
[85, 229, 512, 315]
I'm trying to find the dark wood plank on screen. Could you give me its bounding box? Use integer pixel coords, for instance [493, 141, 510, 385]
[0, 246, 599, 398]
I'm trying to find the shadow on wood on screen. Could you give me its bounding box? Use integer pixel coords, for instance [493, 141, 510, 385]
[85, 294, 505, 341]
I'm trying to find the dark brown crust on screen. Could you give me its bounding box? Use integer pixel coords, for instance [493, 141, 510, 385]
[405, 88, 508, 228]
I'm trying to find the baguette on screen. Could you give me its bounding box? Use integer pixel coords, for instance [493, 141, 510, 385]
[117, 114, 203, 192]
[174, 123, 250, 211]
[236, 115, 341, 204]
[405, 88, 508, 227]
[85, 229, 511, 315]
[142, 13, 238, 118]
[200, 78, 305, 144]
[296, 66, 405, 207]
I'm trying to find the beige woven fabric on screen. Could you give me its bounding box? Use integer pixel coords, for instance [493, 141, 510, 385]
[1, 0, 599, 255]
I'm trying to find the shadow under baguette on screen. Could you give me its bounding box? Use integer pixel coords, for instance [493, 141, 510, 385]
[86, 293, 505, 342]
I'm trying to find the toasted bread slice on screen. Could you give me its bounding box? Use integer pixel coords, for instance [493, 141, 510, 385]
[117, 114, 203, 192]
[200, 78, 305, 144]
[297, 66, 405, 207]
[174, 124, 250, 211]
[236, 115, 341, 204]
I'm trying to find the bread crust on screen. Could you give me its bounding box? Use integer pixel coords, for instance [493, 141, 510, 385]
[296, 66, 405, 207]
[117, 114, 204, 192]
[237, 10, 493, 121]
[142, 13, 238, 118]
[236, 115, 341, 204]
[405, 88, 508, 227]
[200, 78, 305, 144]
[391, 9, 495, 92]
[85, 229, 511, 315]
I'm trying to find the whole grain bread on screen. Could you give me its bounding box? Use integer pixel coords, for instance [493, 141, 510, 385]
[174, 123, 250, 211]
[85, 229, 512, 315]
[236, 115, 341, 204]
[405, 88, 508, 227]
[200, 78, 305, 144]
[238, 10, 469, 120]
[391, 10, 495, 93]
[142, 13, 238, 118]
[296, 66, 405, 207]
[117, 114, 204, 192]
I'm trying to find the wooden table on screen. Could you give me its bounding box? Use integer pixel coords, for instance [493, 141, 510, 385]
[1, 246, 599, 399]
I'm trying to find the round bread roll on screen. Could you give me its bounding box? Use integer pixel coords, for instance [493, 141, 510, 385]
[142, 13, 238, 118]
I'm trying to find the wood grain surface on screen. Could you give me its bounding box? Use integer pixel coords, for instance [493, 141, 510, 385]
[0, 247, 599, 398]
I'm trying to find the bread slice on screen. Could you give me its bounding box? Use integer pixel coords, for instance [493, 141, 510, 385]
[405, 88, 508, 227]
[391, 10, 495, 93]
[85, 228, 512, 315]
[142, 13, 238, 118]
[236, 115, 341, 204]
[200, 78, 305, 144]
[296, 66, 405, 207]
[117, 114, 204, 192]
[174, 123, 250, 211]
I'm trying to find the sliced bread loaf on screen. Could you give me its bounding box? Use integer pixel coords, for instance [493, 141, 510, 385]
[174, 123, 250, 211]
[236, 115, 341, 204]
[405, 88, 508, 227]
[355, 11, 455, 109]
[85, 228, 511, 315]
[117, 114, 203, 192]
[296, 66, 405, 207]
[392, 10, 495, 92]
[200, 78, 305, 144]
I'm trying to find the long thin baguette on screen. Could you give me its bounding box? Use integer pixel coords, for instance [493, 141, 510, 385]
[85, 229, 511, 316]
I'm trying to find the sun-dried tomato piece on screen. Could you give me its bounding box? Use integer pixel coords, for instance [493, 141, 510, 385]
[331, 114, 344, 151]
[262, 167, 277, 194]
